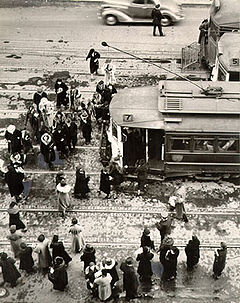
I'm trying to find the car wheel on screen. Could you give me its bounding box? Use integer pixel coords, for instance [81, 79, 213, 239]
[161, 15, 172, 27]
[105, 15, 118, 26]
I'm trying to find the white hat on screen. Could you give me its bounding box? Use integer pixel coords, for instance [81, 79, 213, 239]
[7, 125, 16, 134]
[161, 211, 168, 219]
[41, 133, 51, 145]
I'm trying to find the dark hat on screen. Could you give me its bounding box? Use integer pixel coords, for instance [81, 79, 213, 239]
[85, 244, 94, 252]
[55, 256, 64, 266]
[72, 218, 78, 224]
[38, 234, 45, 242]
[0, 252, 7, 261]
[52, 235, 59, 242]
[20, 242, 27, 250]
[155, 4, 160, 8]
[126, 257, 133, 265]
[143, 227, 150, 235]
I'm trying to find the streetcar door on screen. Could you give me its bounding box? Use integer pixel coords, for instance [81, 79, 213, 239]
[148, 129, 165, 170]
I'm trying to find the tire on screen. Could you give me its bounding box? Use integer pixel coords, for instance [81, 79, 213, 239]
[161, 15, 172, 27]
[105, 15, 118, 26]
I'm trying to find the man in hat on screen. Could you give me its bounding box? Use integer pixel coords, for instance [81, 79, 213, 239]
[155, 211, 173, 242]
[80, 244, 96, 270]
[19, 242, 35, 274]
[5, 125, 23, 154]
[33, 87, 47, 112]
[140, 227, 155, 250]
[151, 4, 164, 37]
[34, 234, 52, 274]
[85, 261, 100, 296]
[136, 246, 154, 283]
[120, 257, 139, 300]
[185, 235, 200, 270]
[100, 257, 119, 288]
[5, 165, 24, 202]
[48, 256, 68, 291]
[40, 132, 55, 169]
[212, 242, 227, 279]
[55, 79, 68, 109]
[86, 48, 101, 80]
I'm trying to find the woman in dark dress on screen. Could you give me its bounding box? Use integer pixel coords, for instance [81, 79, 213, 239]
[137, 246, 154, 282]
[0, 252, 21, 287]
[99, 167, 111, 198]
[213, 242, 227, 279]
[48, 257, 68, 291]
[19, 242, 34, 274]
[5, 165, 24, 202]
[86, 48, 100, 79]
[74, 167, 90, 199]
[55, 79, 68, 109]
[7, 202, 26, 231]
[50, 235, 72, 266]
[185, 235, 200, 270]
[80, 244, 96, 270]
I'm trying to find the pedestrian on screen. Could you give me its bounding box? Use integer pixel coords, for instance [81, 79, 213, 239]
[86, 48, 100, 80]
[85, 262, 100, 296]
[34, 234, 52, 274]
[40, 132, 55, 169]
[7, 202, 26, 231]
[50, 235, 72, 266]
[55, 79, 68, 109]
[135, 159, 149, 195]
[94, 269, 112, 302]
[140, 227, 155, 250]
[65, 117, 78, 152]
[9, 152, 24, 171]
[7, 225, 24, 258]
[48, 256, 68, 291]
[56, 179, 71, 218]
[108, 159, 124, 191]
[5, 124, 23, 154]
[80, 244, 96, 271]
[155, 211, 173, 242]
[120, 257, 139, 300]
[137, 246, 154, 283]
[74, 166, 90, 199]
[103, 59, 116, 85]
[0, 252, 21, 288]
[25, 103, 41, 142]
[21, 128, 33, 155]
[19, 242, 35, 274]
[52, 125, 69, 159]
[212, 242, 227, 280]
[185, 235, 200, 270]
[160, 237, 179, 281]
[55, 170, 65, 186]
[5, 165, 24, 202]
[151, 4, 164, 37]
[80, 111, 92, 145]
[100, 257, 119, 288]
[33, 87, 48, 112]
[99, 166, 111, 198]
[69, 218, 85, 253]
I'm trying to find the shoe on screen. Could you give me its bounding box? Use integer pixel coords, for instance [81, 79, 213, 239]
[160, 34, 166, 37]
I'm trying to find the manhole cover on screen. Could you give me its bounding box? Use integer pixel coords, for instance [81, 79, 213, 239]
[0, 287, 9, 298]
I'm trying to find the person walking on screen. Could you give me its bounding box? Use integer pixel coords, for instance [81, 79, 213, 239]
[120, 257, 139, 300]
[212, 242, 227, 280]
[80, 112, 92, 145]
[135, 159, 149, 195]
[33, 87, 48, 112]
[55, 79, 68, 109]
[160, 237, 179, 281]
[155, 211, 173, 242]
[185, 235, 200, 270]
[56, 179, 71, 218]
[140, 227, 155, 250]
[40, 132, 55, 169]
[99, 166, 111, 198]
[80, 244, 96, 271]
[19, 242, 35, 274]
[5, 124, 23, 154]
[7, 202, 26, 231]
[69, 218, 85, 253]
[86, 48, 101, 80]
[0, 252, 21, 288]
[34, 234, 52, 274]
[50, 235, 72, 266]
[100, 257, 119, 288]
[5, 165, 24, 202]
[94, 269, 112, 302]
[7, 225, 24, 258]
[151, 4, 164, 37]
[137, 246, 154, 283]
[103, 59, 116, 85]
[48, 256, 68, 291]
[74, 167, 90, 199]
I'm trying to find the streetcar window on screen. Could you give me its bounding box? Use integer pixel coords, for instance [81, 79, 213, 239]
[229, 72, 240, 81]
[112, 122, 118, 139]
[171, 138, 191, 151]
[217, 139, 238, 152]
[194, 139, 215, 152]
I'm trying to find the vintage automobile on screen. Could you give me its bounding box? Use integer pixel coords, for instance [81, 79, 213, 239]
[99, 0, 184, 26]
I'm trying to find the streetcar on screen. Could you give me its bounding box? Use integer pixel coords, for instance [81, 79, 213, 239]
[183, 0, 240, 82]
[107, 80, 240, 179]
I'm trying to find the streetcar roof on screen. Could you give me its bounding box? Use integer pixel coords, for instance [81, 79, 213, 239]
[210, 0, 240, 29]
[218, 33, 240, 72]
[110, 80, 240, 131]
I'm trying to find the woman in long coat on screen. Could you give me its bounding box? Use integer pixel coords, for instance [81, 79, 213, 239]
[56, 179, 71, 218]
[69, 218, 85, 253]
[86, 48, 100, 78]
[19, 242, 34, 274]
[0, 252, 21, 287]
[7, 202, 26, 231]
[136, 246, 154, 282]
[34, 234, 52, 274]
[120, 257, 139, 300]
[50, 235, 72, 266]
[99, 167, 111, 198]
[135, 159, 149, 195]
[185, 235, 200, 269]
[7, 225, 23, 258]
[74, 167, 90, 199]
[213, 242, 227, 279]
[161, 246, 179, 281]
[80, 244, 96, 270]
[48, 257, 68, 291]
[94, 269, 112, 301]
[5, 165, 24, 202]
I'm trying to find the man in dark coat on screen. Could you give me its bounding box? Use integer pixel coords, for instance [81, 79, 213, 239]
[137, 246, 154, 283]
[74, 167, 90, 199]
[55, 79, 68, 109]
[5, 165, 24, 202]
[7, 202, 26, 231]
[120, 257, 139, 300]
[160, 238, 179, 281]
[65, 117, 78, 152]
[155, 211, 173, 242]
[212, 242, 227, 279]
[0, 252, 21, 287]
[80, 113, 92, 145]
[101, 258, 119, 288]
[50, 235, 72, 266]
[185, 235, 200, 270]
[151, 4, 164, 37]
[140, 227, 155, 250]
[33, 87, 48, 112]
[48, 256, 68, 291]
[40, 132, 55, 169]
[99, 167, 111, 198]
[52, 125, 69, 159]
[86, 48, 100, 79]
[80, 244, 96, 270]
[5, 125, 23, 154]
[19, 242, 34, 274]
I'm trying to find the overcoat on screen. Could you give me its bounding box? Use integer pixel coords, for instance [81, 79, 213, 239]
[74, 170, 90, 197]
[94, 273, 112, 301]
[81, 248, 96, 270]
[34, 239, 52, 269]
[49, 263, 68, 291]
[50, 241, 72, 265]
[137, 251, 154, 277]
[120, 262, 139, 299]
[7, 230, 23, 258]
[99, 170, 111, 195]
[0, 256, 21, 285]
[213, 247, 227, 276]
[19, 246, 34, 272]
[8, 206, 26, 230]
[185, 236, 200, 268]
[5, 168, 24, 197]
